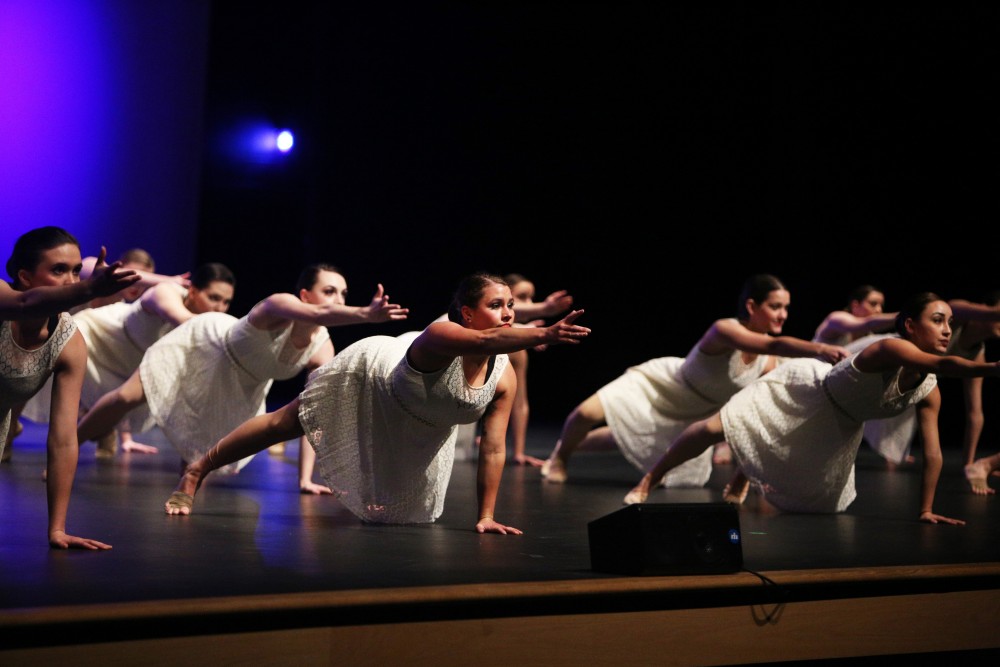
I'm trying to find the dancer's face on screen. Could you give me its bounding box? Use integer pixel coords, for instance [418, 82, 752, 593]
[463, 283, 514, 330]
[18, 243, 83, 288]
[186, 280, 234, 314]
[746, 289, 790, 335]
[509, 279, 535, 305]
[906, 300, 952, 354]
[850, 291, 885, 317]
[301, 270, 347, 306]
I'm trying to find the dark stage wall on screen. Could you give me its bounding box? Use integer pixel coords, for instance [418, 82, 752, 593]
[195, 4, 1000, 430]
[3, 4, 997, 434]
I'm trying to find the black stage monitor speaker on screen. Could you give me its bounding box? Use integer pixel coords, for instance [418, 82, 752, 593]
[588, 502, 743, 575]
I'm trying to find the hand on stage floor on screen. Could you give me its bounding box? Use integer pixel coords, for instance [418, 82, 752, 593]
[476, 517, 523, 535]
[919, 511, 965, 526]
[50, 529, 112, 550]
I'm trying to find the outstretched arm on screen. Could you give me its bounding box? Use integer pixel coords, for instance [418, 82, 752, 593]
[247, 284, 409, 330]
[513, 289, 573, 322]
[705, 318, 850, 363]
[409, 309, 590, 372]
[0, 247, 138, 320]
[813, 310, 899, 343]
[139, 282, 199, 326]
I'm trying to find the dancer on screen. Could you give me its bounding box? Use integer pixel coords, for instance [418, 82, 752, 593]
[163, 272, 590, 534]
[624, 293, 1000, 524]
[78, 247, 186, 308]
[76, 264, 408, 476]
[1, 226, 138, 548]
[453, 273, 573, 465]
[541, 273, 849, 489]
[812, 284, 898, 345]
[850, 292, 1000, 474]
[503, 273, 573, 466]
[19, 262, 236, 459]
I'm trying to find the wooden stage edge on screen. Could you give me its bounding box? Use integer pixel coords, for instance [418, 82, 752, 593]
[3, 562, 999, 665]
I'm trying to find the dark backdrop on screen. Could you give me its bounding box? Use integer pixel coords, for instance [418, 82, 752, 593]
[194, 4, 1000, 438]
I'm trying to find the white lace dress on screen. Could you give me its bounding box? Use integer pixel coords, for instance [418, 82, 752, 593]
[845, 332, 971, 465]
[0, 314, 77, 459]
[721, 354, 937, 513]
[597, 323, 771, 487]
[298, 333, 508, 524]
[19, 299, 175, 426]
[140, 311, 330, 474]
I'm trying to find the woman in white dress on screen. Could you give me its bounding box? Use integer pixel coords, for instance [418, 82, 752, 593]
[2, 226, 137, 548]
[541, 274, 850, 489]
[76, 264, 408, 477]
[623, 293, 1000, 524]
[162, 272, 591, 534]
[17, 262, 236, 458]
[846, 293, 1000, 477]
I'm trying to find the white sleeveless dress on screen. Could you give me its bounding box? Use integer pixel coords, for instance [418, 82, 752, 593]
[597, 321, 771, 487]
[0, 313, 77, 459]
[298, 333, 508, 524]
[19, 298, 176, 427]
[140, 311, 330, 474]
[845, 332, 971, 465]
[721, 353, 937, 513]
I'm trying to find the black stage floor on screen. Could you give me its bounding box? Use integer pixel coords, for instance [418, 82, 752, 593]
[2, 418, 998, 607]
[2, 419, 999, 664]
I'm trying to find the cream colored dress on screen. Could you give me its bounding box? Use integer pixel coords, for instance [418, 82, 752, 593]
[0, 314, 77, 460]
[597, 321, 771, 487]
[20, 299, 175, 427]
[140, 311, 330, 474]
[846, 332, 974, 464]
[299, 333, 508, 524]
[721, 354, 936, 513]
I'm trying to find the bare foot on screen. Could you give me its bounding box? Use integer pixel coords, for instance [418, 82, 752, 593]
[95, 431, 117, 460]
[165, 467, 203, 515]
[514, 454, 545, 467]
[121, 438, 159, 454]
[268, 442, 286, 456]
[623, 475, 652, 505]
[300, 481, 333, 495]
[965, 461, 996, 496]
[541, 457, 567, 483]
[722, 471, 750, 504]
[712, 442, 732, 465]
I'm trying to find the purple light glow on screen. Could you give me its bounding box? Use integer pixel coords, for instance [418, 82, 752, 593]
[0, 1, 209, 277]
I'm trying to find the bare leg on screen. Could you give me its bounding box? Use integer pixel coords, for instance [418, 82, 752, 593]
[299, 435, 332, 495]
[508, 350, 542, 466]
[77, 371, 146, 445]
[964, 451, 1000, 496]
[2, 403, 24, 462]
[166, 399, 306, 515]
[542, 393, 607, 483]
[624, 413, 725, 505]
[722, 467, 750, 504]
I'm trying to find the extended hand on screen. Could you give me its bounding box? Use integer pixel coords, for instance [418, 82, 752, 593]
[89, 247, 140, 297]
[367, 283, 409, 322]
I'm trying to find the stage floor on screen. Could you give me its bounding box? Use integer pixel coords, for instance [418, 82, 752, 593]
[2, 418, 998, 613]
